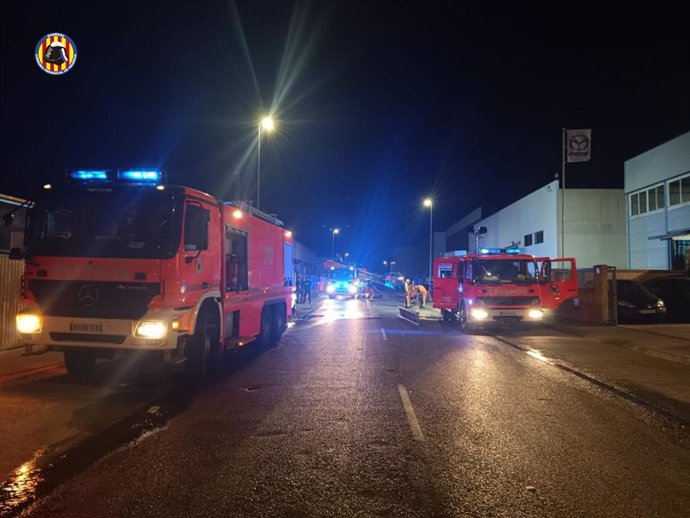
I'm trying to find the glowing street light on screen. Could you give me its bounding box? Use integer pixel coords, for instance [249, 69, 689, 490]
[257, 115, 276, 210]
[331, 227, 340, 258]
[423, 198, 433, 293]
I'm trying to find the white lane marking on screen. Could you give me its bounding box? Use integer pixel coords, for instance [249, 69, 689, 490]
[397, 384, 424, 442]
[381, 327, 388, 341]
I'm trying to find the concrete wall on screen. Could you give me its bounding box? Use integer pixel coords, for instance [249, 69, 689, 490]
[561, 189, 627, 268]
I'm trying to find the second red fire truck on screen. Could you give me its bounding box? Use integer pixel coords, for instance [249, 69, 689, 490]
[433, 248, 578, 333]
[11, 170, 294, 378]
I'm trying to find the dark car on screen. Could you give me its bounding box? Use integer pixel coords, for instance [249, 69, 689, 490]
[612, 279, 667, 323]
[642, 277, 690, 322]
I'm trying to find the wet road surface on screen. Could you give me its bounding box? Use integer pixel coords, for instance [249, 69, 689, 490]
[5, 295, 690, 517]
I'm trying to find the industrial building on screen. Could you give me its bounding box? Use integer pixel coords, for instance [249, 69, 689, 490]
[624, 131, 690, 271]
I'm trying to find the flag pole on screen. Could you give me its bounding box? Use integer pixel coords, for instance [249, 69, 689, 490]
[561, 128, 566, 258]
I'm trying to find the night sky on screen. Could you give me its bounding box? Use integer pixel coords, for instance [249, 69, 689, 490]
[1, 1, 688, 266]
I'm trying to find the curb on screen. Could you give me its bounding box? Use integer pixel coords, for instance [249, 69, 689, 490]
[493, 334, 690, 428]
[546, 323, 690, 367]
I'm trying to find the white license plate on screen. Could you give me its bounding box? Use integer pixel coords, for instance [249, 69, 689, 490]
[638, 309, 656, 314]
[498, 310, 519, 316]
[69, 322, 103, 333]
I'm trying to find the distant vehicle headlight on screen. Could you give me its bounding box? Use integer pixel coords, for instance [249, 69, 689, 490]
[135, 320, 167, 339]
[16, 313, 42, 334]
[657, 299, 665, 307]
[326, 284, 335, 293]
[528, 309, 544, 319]
[470, 308, 489, 320]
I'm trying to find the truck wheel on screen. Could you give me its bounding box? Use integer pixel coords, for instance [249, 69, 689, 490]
[64, 348, 97, 379]
[257, 308, 273, 349]
[459, 305, 477, 335]
[270, 304, 286, 344]
[187, 309, 221, 379]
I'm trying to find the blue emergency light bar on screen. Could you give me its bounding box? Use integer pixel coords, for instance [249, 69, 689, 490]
[68, 170, 110, 181]
[479, 247, 525, 255]
[66, 169, 166, 185]
[117, 170, 164, 182]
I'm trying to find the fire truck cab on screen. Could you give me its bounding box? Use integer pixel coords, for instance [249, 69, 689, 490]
[433, 248, 577, 333]
[11, 170, 293, 378]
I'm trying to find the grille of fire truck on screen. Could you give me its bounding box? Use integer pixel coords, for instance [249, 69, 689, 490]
[50, 333, 127, 344]
[28, 280, 160, 319]
[477, 297, 539, 306]
[225, 201, 284, 227]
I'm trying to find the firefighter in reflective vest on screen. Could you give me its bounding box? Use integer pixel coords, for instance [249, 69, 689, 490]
[404, 278, 413, 308]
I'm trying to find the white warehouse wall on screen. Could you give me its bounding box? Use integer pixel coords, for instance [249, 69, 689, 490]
[625, 132, 690, 192]
[624, 131, 690, 270]
[469, 180, 627, 269]
[475, 181, 559, 257]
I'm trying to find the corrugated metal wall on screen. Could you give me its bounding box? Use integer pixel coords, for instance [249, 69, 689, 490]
[1, 194, 29, 350]
[0, 255, 24, 350]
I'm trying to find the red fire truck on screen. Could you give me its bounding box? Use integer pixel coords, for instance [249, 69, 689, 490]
[433, 248, 578, 333]
[10, 170, 294, 378]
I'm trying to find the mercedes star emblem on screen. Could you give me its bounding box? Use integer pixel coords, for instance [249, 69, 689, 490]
[78, 284, 99, 307]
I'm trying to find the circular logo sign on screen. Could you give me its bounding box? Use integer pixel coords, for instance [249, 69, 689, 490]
[35, 33, 77, 75]
[78, 284, 99, 307]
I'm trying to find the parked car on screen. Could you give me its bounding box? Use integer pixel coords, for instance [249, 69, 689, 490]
[642, 276, 690, 322]
[612, 279, 667, 323]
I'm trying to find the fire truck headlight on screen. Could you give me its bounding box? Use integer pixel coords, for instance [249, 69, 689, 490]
[17, 313, 42, 334]
[528, 309, 544, 320]
[135, 321, 167, 339]
[470, 308, 489, 320]
[326, 284, 335, 294]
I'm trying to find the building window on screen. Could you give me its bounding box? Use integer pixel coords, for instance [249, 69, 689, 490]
[631, 193, 639, 216]
[655, 185, 665, 209]
[524, 233, 533, 246]
[630, 184, 665, 216]
[535, 230, 544, 244]
[669, 174, 690, 206]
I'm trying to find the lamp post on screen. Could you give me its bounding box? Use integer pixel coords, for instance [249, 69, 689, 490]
[331, 227, 340, 259]
[257, 115, 275, 210]
[423, 198, 433, 293]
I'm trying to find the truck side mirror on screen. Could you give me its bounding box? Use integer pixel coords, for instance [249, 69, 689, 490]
[3, 212, 14, 227]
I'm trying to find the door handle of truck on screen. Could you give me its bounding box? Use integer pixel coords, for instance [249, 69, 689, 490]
[201, 282, 209, 289]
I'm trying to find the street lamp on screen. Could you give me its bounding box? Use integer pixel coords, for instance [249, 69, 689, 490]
[257, 115, 275, 210]
[423, 198, 433, 292]
[331, 228, 340, 259]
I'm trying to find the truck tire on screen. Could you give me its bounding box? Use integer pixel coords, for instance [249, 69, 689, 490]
[186, 308, 221, 379]
[270, 304, 286, 344]
[459, 304, 478, 335]
[257, 307, 273, 349]
[64, 348, 97, 379]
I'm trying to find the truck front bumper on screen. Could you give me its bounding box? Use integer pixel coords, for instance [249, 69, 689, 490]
[17, 311, 183, 351]
[467, 307, 544, 323]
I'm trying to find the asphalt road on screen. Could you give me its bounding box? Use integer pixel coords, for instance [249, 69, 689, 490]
[6, 294, 690, 517]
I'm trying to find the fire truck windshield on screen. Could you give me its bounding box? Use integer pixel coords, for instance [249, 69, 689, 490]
[27, 187, 182, 259]
[474, 259, 537, 284]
